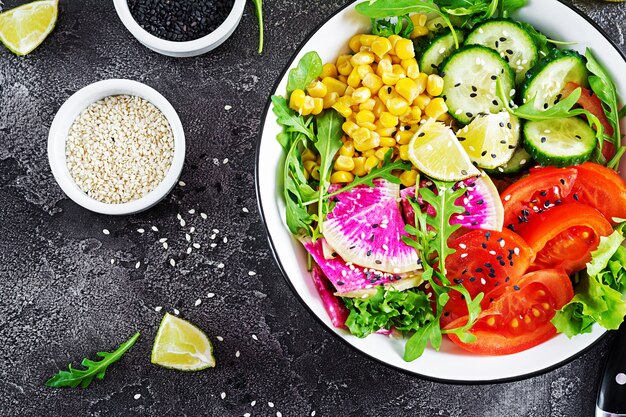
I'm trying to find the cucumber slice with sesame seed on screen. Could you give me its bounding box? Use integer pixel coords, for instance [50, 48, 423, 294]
[521, 49, 589, 111]
[485, 146, 533, 175]
[523, 117, 596, 167]
[441, 45, 515, 125]
[465, 19, 538, 84]
[418, 30, 465, 75]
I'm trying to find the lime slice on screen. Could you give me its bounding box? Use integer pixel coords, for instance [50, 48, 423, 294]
[151, 313, 215, 371]
[0, 0, 58, 56]
[408, 119, 480, 181]
[456, 112, 520, 169]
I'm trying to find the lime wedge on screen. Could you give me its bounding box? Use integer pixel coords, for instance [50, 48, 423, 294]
[0, 0, 58, 56]
[408, 119, 480, 181]
[151, 313, 215, 371]
[456, 112, 520, 169]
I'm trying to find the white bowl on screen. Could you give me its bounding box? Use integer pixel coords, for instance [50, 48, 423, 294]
[48, 79, 185, 215]
[113, 0, 246, 57]
[256, 0, 626, 382]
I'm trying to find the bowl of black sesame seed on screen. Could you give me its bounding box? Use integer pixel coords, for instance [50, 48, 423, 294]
[47, 79, 186, 215]
[113, 0, 245, 57]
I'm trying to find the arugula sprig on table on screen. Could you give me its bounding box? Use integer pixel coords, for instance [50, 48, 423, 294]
[402, 179, 483, 361]
[250, 0, 264, 54]
[46, 332, 140, 388]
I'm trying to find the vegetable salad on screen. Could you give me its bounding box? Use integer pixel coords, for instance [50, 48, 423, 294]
[272, 0, 626, 360]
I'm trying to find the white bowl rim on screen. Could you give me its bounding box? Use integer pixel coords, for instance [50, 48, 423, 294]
[255, 0, 624, 384]
[48, 79, 186, 215]
[112, 0, 246, 54]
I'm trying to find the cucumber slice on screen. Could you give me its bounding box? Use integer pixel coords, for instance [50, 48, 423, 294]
[419, 30, 465, 75]
[442, 45, 515, 125]
[521, 49, 589, 111]
[523, 117, 596, 167]
[465, 19, 538, 84]
[485, 147, 533, 175]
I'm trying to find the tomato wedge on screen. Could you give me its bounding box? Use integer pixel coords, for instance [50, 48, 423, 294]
[562, 82, 615, 161]
[502, 163, 626, 234]
[441, 229, 533, 327]
[446, 269, 574, 355]
[518, 203, 613, 274]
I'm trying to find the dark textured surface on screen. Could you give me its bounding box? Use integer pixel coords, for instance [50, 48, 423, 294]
[0, 0, 624, 416]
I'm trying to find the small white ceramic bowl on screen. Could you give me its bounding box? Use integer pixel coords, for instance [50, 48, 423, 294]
[113, 0, 246, 57]
[48, 79, 186, 215]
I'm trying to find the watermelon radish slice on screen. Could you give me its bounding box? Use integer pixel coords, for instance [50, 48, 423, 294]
[310, 264, 349, 328]
[322, 180, 421, 274]
[400, 175, 504, 232]
[301, 237, 423, 298]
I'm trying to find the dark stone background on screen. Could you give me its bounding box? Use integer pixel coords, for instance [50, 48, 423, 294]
[0, 0, 624, 416]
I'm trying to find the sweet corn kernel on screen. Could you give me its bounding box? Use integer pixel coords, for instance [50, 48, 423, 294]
[334, 155, 356, 172]
[322, 77, 347, 95]
[396, 131, 414, 145]
[303, 159, 317, 173]
[358, 121, 377, 131]
[320, 63, 338, 79]
[401, 58, 420, 79]
[336, 54, 351, 66]
[387, 97, 410, 116]
[376, 57, 393, 78]
[289, 89, 306, 111]
[409, 106, 423, 121]
[302, 169, 310, 181]
[310, 166, 320, 181]
[380, 136, 396, 147]
[372, 98, 386, 118]
[388, 35, 402, 50]
[351, 51, 375, 67]
[392, 64, 406, 78]
[414, 94, 431, 110]
[332, 100, 352, 118]
[400, 170, 419, 187]
[339, 141, 355, 157]
[312, 97, 324, 115]
[379, 112, 399, 128]
[353, 128, 380, 151]
[307, 80, 328, 98]
[359, 34, 378, 47]
[337, 59, 354, 76]
[415, 72, 428, 96]
[330, 171, 355, 184]
[410, 13, 428, 27]
[301, 96, 315, 116]
[356, 64, 374, 80]
[395, 38, 415, 60]
[399, 144, 411, 160]
[381, 71, 402, 86]
[355, 110, 376, 125]
[362, 149, 376, 158]
[375, 146, 391, 161]
[323, 92, 340, 109]
[347, 68, 362, 88]
[437, 112, 451, 122]
[378, 85, 395, 103]
[391, 54, 402, 65]
[359, 98, 377, 112]
[427, 74, 445, 96]
[364, 155, 380, 172]
[301, 148, 316, 162]
[362, 73, 383, 95]
[376, 126, 398, 137]
[371, 37, 392, 58]
[396, 78, 420, 103]
[352, 87, 372, 104]
[411, 25, 429, 38]
[342, 120, 360, 136]
[424, 97, 448, 119]
[352, 157, 367, 177]
[345, 86, 356, 97]
[349, 35, 362, 53]
[338, 75, 348, 84]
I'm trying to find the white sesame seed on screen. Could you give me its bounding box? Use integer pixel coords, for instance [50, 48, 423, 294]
[311, 412, 316, 416]
[459, 243, 467, 249]
[217, 336, 224, 341]
[268, 402, 274, 408]
[220, 392, 226, 400]
[170, 259, 176, 266]
[500, 240, 506, 247]
[163, 242, 168, 249]
[235, 351, 240, 358]
[223, 158, 229, 164]
[481, 278, 487, 285]
[252, 334, 258, 341]
[134, 394, 141, 400]
[277, 412, 282, 417]
[137, 228, 145, 234]
[461, 253, 468, 258]
[210, 243, 217, 248]
[438, 47, 446, 54]
[195, 299, 202, 306]
[207, 292, 215, 298]
[185, 233, 191, 242]
[519, 159, 527, 165]
[514, 247, 520, 256]
[242, 207, 249, 213]
[244, 413, 251, 417]
[193, 243, 201, 249]
[173, 308, 180, 315]
[180, 219, 186, 227]
[177, 213, 182, 220]
[102, 229, 110, 235]
[251, 401, 256, 406]
[179, 181, 186, 187]
[225, 105, 232, 110]
[185, 247, 191, 254]
[217, 263, 225, 269]
[155, 306, 162, 312]
[213, 229, 220, 234]
[504, 195, 511, 201]
[210, 234, 217, 240]
[189, 226, 195, 233]
[152, 226, 159, 232]
[135, 261, 141, 269]
[489, 250, 496, 255]
[248, 271, 257, 276]
[223, 237, 228, 243]
[201, 213, 208, 219]
[110, 259, 115, 264]
[159, 238, 168, 243]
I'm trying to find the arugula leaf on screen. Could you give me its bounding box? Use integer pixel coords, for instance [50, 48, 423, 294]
[344, 286, 435, 338]
[286, 51, 323, 97]
[355, 0, 460, 46]
[516, 21, 551, 56]
[404, 318, 440, 361]
[283, 134, 316, 235]
[46, 332, 140, 388]
[585, 48, 623, 166]
[371, 15, 414, 38]
[250, 0, 264, 54]
[501, 0, 527, 16]
[271, 95, 314, 140]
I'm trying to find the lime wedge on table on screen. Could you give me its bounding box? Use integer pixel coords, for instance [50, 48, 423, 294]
[456, 111, 520, 169]
[0, 0, 58, 56]
[408, 119, 480, 182]
[151, 313, 215, 371]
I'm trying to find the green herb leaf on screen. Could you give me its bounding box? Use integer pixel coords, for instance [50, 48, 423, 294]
[587, 228, 625, 277]
[286, 51, 323, 97]
[283, 134, 316, 235]
[46, 332, 140, 388]
[250, 0, 264, 54]
[271, 95, 314, 140]
[516, 21, 551, 56]
[371, 15, 414, 38]
[404, 319, 440, 361]
[344, 286, 435, 338]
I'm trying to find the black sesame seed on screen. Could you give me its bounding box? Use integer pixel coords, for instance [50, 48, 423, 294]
[506, 49, 513, 55]
[472, 86, 477, 92]
[513, 285, 520, 291]
[495, 41, 499, 48]
[375, 260, 382, 265]
[366, 250, 372, 256]
[444, 312, 450, 317]
[543, 102, 549, 109]
[481, 150, 487, 157]
[476, 267, 483, 273]
[541, 137, 546, 143]
[466, 112, 473, 118]
[418, 132, 426, 137]
[461, 169, 468, 175]
[370, 234, 375, 242]
[491, 75, 497, 81]
[431, 63, 438, 69]
[470, 277, 477, 282]
[481, 243, 487, 249]
[575, 135, 581, 139]
[507, 122, 512, 129]
[453, 278, 464, 284]
[337, 281, 345, 286]
[560, 179, 565, 185]
[470, 93, 478, 98]
[573, 193, 579, 201]
[555, 199, 562, 204]
[544, 200, 550, 207]
[471, 221, 478, 226]
[540, 191, 547, 196]
[504, 56, 510, 63]
[454, 82, 461, 87]
[491, 154, 497, 159]
[508, 145, 515, 149]
[349, 246, 356, 250]
[493, 100, 499, 106]
[500, 37, 506, 42]
[331, 252, 337, 257]
[477, 199, 484, 205]
[332, 196, 340, 203]
[372, 224, 379, 228]
[484, 263, 492, 268]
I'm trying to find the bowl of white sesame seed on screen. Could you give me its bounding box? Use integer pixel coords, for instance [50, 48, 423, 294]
[48, 79, 186, 215]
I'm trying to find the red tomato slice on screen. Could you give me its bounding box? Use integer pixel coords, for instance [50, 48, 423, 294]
[562, 82, 615, 161]
[518, 203, 613, 274]
[441, 229, 533, 327]
[446, 269, 574, 355]
[502, 162, 626, 234]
